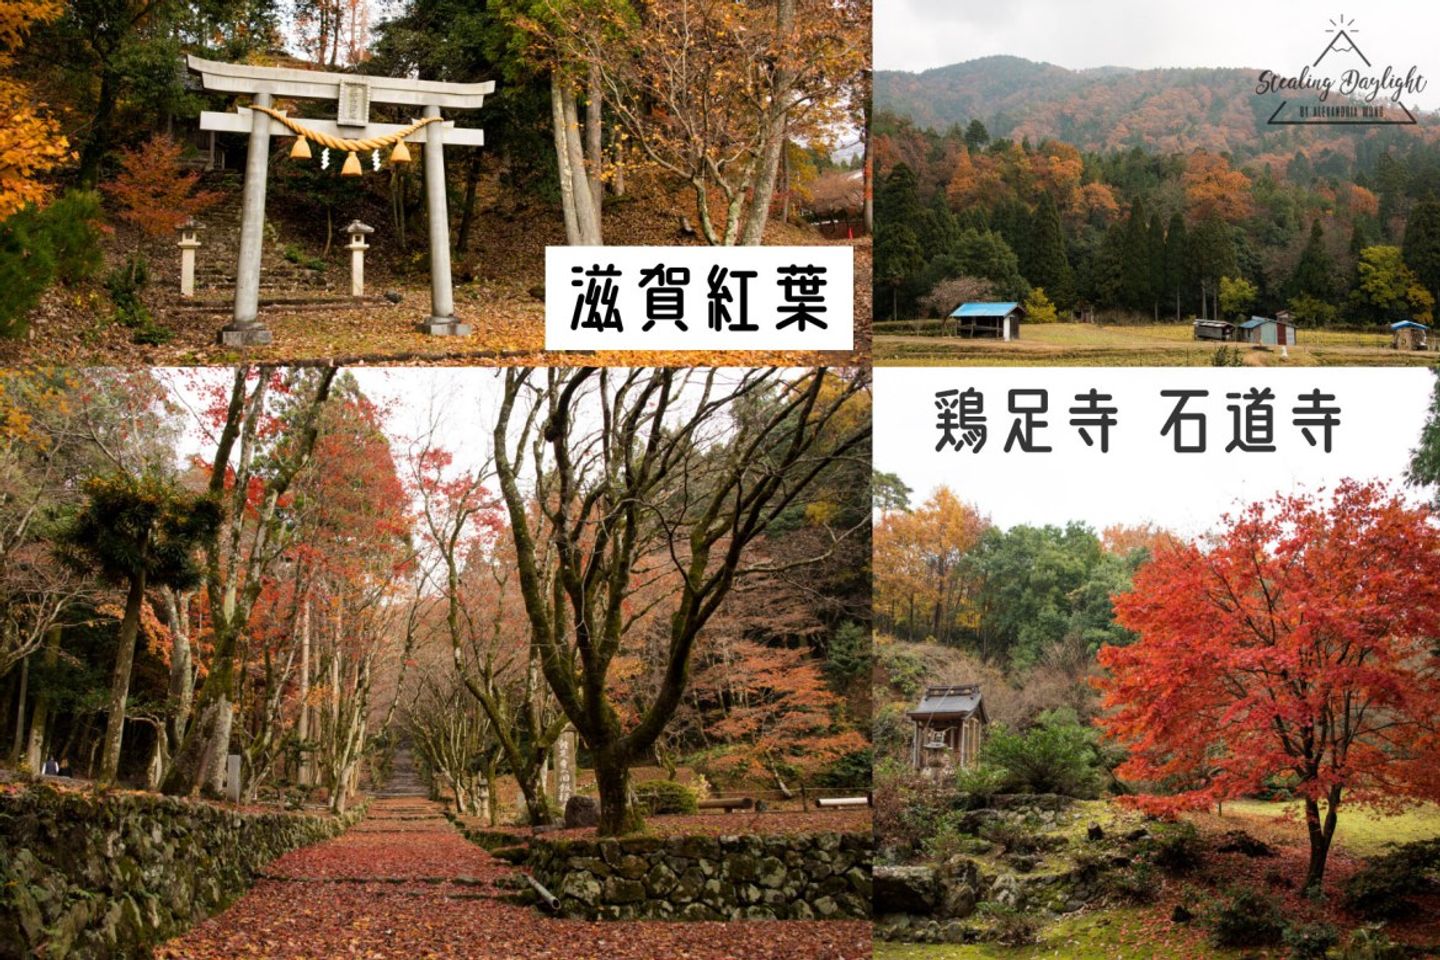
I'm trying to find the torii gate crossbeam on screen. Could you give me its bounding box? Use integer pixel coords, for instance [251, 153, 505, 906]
[188, 56, 495, 344]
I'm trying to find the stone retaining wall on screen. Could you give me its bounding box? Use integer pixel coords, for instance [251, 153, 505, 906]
[0, 785, 361, 960]
[528, 832, 871, 921]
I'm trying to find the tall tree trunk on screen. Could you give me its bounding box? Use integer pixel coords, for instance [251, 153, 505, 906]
[611, 141, 626, 198]
[100, 573, 147, 783]
[1302, 790, 1341, 892]
[297, 594, 311, 785]
[24, 626, 61, 771]
[163, 590, 193, 761]
[739, 0, 795, 245]
[78, 68, 118, 188]
[585, 64, 604, 229]
[780, 137, 791, 225]
[863, 134, 873, 234]
[551, 74, 602, 245]
[593, 748, 641, 836]
[10, 653, 28, 761]
[456, 152, 483, 254]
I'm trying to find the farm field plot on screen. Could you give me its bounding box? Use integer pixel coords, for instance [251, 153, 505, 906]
[875, 322, 1435, 367]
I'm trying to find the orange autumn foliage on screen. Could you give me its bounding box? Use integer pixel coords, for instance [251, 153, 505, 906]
[0, 0, 69, 219]
[1182, 149, 1252, 224]
[101, 135, 222, 238]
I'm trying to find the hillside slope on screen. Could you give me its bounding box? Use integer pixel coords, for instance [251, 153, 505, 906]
[876, 55, 1435, 157]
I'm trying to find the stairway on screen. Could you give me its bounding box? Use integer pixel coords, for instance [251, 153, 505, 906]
[376, 747, 428, 798]
[173, 171, 349, 312]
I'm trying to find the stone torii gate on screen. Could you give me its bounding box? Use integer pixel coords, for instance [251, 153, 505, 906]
[188, 56, 494, 344]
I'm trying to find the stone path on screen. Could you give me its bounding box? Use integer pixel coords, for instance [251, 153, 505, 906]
[155, 798, 870, 959]
[375, 746, 427, 798]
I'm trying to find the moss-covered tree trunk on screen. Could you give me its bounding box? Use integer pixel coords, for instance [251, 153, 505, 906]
[100, 571, 147, 783]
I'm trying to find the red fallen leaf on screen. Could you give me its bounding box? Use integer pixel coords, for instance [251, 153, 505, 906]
[156, 798, 871, 960]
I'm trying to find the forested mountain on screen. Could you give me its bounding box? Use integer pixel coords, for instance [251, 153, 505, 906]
[873, 57, 1440, 326]
[876, 56, 1438, 159]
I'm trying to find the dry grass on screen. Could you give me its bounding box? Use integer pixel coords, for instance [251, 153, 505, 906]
[875, 322, 1438, 367]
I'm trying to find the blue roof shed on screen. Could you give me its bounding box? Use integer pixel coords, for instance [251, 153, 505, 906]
[947, 302, 1024, 341]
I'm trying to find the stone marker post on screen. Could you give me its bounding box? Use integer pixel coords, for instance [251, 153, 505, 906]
[225, 754, 243, 803]
[345, 220, 374, 297]
[550, 727, 578, 808]
[176, 218, 202, 298]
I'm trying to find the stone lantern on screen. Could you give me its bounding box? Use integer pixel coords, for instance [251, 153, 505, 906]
[175, 218, 203, 298]
[345, 220, 375, 298]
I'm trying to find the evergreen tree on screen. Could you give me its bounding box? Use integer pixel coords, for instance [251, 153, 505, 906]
[1164, 212, 1188, 321]
[875, 223, 924, 321]
[918, 194, 961, 262]
[963, 119, 990, 152]
[1189, 216, 1237, 319]
[1088, 222, 1125, 308]
[1120, 197, 1150, 311]
[1146, 213, 1166, 320]
[1026, 192, 1070, 306]
[875, 163, 923, 227]
[1290, 219, 1337, 301]
[1402, 195, 1440, 307]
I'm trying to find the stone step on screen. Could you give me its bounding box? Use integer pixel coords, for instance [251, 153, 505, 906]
[167, 294, 392, 315]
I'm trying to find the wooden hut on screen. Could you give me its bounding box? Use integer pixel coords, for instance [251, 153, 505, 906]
[1193, 319, 1235, 341]
[1238, 315, 1297, 346]
[948, 302, 1024, 341]
[907, 684, 989, 772]
[1391, 320, 1430, 350]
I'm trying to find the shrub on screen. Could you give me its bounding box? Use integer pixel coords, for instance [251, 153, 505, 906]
[823, 620, 871, 687]
[105, 256, 171, 345]
[872, 702, 912, 761]
[0, 207, 55, 338]
[633, 780, 697, 816]
[874, 758, 959, 849]
[283, 243, 326, 271]
[979, 819, 1042, 855]
[979, 708, 1102, 798]
[42, 190, 104, 283]
[1104, 860, 1159, 904]
[877, 647, 927, 699]
[953, 763, 1009, 806]
[1338, 924, 1407, 960]
[1145, 820, 1205, 875]
[977, 903, 1040, 946]
[1284, 921, 1339, 960]
[1208, 887, 1285, 948]
[816, 747, 871, 789]
[921, 813, 993, 861]
[1341, 837, 1440, 919]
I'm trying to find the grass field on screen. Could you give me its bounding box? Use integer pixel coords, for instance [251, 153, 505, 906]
[875, 909, 1227, 960]
[875, 322, 1440, 366]
[1203, 799, 1440, 858]
[876, 800, 1440, 960]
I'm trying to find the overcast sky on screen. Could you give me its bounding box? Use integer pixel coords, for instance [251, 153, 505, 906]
[876, 0, 1440, 110]
[875, 368, 1436, 536]
[166, 367, 779, 496]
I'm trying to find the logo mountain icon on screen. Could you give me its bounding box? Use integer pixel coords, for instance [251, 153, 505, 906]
[1313, 28, 1370, 68]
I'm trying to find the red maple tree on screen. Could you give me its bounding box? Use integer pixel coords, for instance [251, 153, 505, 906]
[1097, 480, 1440, 891]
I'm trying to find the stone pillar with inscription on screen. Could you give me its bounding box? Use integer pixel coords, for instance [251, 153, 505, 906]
[549, 727, 578, 808]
